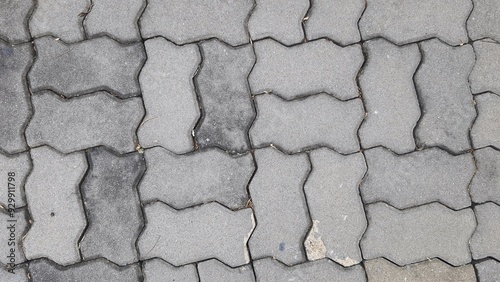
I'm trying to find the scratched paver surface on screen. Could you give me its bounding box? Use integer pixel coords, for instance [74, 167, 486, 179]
[1, 0, 500, 281]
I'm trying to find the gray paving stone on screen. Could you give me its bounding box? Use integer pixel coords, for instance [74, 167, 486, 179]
[137, 38, 200, 153]
[361, 147, 474, 210]
[23, 146, 87, 265]
[80, 147, 145, 266]
[248, 0, 308, 45]
[303, 148, 366, 266]
[471, 93, 500, 149]
[0, 151, 30, 208]
[361, 202, 476, 266]
[0, 0, 33, 43]
[251, 94, 363, 154]
[84, 0, 144, 42]
[475, 260, 500, 282]
[29, 259, 140, 282]
[304, 0, 364, 45]
[248, 147, 310, 265]
[253, 258, 366, 281]
[468, 0, 500, 42]
[0, 208, 28, 266]
[29, 0, 90, 43]
[138, 202, 254, 267]
[359, 39, 420, 154]
[26, 91, 143, 154]
[415, 39, 476, 153]
[359, 0, 471, 45]
[140, 0, 252, 46]
[471, 203, 500, 260]
[194, 40, 255, 153]
[0, 263, 28, 282]
[140, 147, 254, 210]
[197, 259, 254, 282]
[249, 39, 363, 100]
[29, 36, 145, 98]
[471, 148, 500, 205]
[0, 41, 32, 154]
[143, 259, 198, 282]
[365, 258, 476, 282]
[470, 41, 500, 96]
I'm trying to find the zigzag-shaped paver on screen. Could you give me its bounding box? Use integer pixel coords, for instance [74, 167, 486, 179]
[471, 203, 500, 261]
[198, 259, 254, 282]
[470, 41, 500, 96]
[471, 93, 500, 149]
[0, 151, 30, 208]
[142, 259, 198, 282]
[471, 147, 500, 205]
[475, 260, 500, 282]
[0, 0, 33, 43]
[468, 0, 500, 42]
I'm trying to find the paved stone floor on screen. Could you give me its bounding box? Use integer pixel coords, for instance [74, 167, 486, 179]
[1, 0, 500, 281]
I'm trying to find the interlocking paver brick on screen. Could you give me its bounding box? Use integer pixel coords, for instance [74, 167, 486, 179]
[80, 147, 145, 266]
[249, 39, 363, 100]
[253, 258, 366, 281]
[140, 147, 254, 209]
[303, 148, 366, 266]
[251, 94, 363, 154]
[415, 39, 475, 153]
[365, 258, 476, 282]
[0, 41, 32, 154]
[475, 260, 500, 282]
[304, 0, 364, 45]
[142, 259, 198, 282]
[194, 40, 255, 153]
[0, 263, 27, 282]
[84, 0, 144, 42]
[29, 259, 140, 282]
[361, 202, 476, 266]
[471, 93, 500, 149]
[359, 0, 471, 45]
[249, 147, 310, 265]
[140, 0, 252, 46]
[361, 147, 474, 210]
[359, 39, 420, 153]
[197, 259, 254, 282]
[470, 41, 500, 96]
[471, 147, 500, 204]
[0, 151, 30, 208]
[0, 0, 33, 43]
[29, 36, 145, 98]
[137, 38, 200, 153]
[248, 0, 308, 45]
[23, 146, 87, 265]
[471, 203, 500, 260]
[138, 202, 254, 267]
[0, 208, 28, 265]
[25, 91, 143, 154]
[468, 0, 500, 42]
[29, 0, 90, 43]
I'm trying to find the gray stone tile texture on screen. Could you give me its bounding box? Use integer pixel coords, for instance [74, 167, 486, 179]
[471, 93, 500, 149]
[0, 263, 28, 282]
[475, 260, 500, 282]
[0, 151, 30, 208]
[471, 147, 500, 205]
[0, 0, 33, 43]
[142, 259, 198, 282]
[470, 41, 500, 96]
[471, 203, 500, 260]
[468, 0, 500, 42]
[197, 259, 254, 282]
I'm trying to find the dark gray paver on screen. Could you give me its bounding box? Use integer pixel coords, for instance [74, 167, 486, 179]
[251, 94, 364, 154]
[140, 147, 254, 210]
[303, 148, 366, 266]
[26, 91, 143, 154]
[249, 39, 363, 100]
[142, 259, 198, 282]
[471, 203, 500, 260]
[197, 259, 254, 282]
[80, 147, 145, 266]
[0, 0, 33, 43]
[415, 39, 475, 153]
[140, 0, 252, 46]
[359, 0, 471, 45]
[137, 38, 200, 153]
[468, 0, 500, 42]
[0, 41, 32, 154]
[138, 202, 255, 267]
[0, 151, 30, 208]
[361, 202, 476, 266]
[365, 258, 476, 282]
[194, 40, 255, 153]
[249, 147, 310, 265]
[29, 36, 145, 98]
[361, 147, 474, 209]
[0, 263, 27, 282]
[359, 39, 420, 154]
[0, 208, 28, 265]
[304, 0, 364, 45]
[23, 146, 87, 265]
[471, 147, 500, 204]
[476, 260, 500, 282]
[470, 41, 500, 96]
[471, 93, 500, 149]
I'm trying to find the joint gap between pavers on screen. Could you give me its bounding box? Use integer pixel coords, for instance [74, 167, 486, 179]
[365, 200, 473, 213]
[300, 152, 316, 262]
[80, 0, 94, 41]
[370, 255, 475, 268]
[188, 43, 204, 152]
[253, 143, 364, 157]
[411, 42, 426, 151]
[76, 150, 93, 263]
[141, 198, 244, 213]
[252, 90, 362, 103]
[300, 0, 312, 43]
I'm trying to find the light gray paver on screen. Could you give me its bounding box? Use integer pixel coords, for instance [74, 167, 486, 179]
[29, 36, 145, 98]
[26, 91, 143, 154]
[23, 146, 87, 266]
[361, 202, 476, 266]
[471, 93, 500, 149]
[470, 41, 500, 96]
[137, 38, 200, 153]
[248, 0, 308, 45]
[143, 259, 198, 282]
[359, 0, 471, 45]
[0, 0, 33, 43]
[138, 202, 255, 267]
[249, 39, 363, 100]
[249, 147, 310, 265]
[140, 147, 254, 210]
[304, 0, 364, 45]
[359, 39, 420, 154]
[140, 0, 252, 46]
[0, 151, 30, 208]
[361, 147, 474, 210]
[467, 0, 500, 42]
[471, 148, 500, 204]
[303, 148, 366, 266]
[0, 208, 28, 265]
[415, 39, 476, 153]
[475, 260, 500, 282]
[197, 259, 254, 282]
[0, 263, 28, 282]
[471, 203, 500, 260]
[251, 94, 364, 154]
[194, 40, 255, 153]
